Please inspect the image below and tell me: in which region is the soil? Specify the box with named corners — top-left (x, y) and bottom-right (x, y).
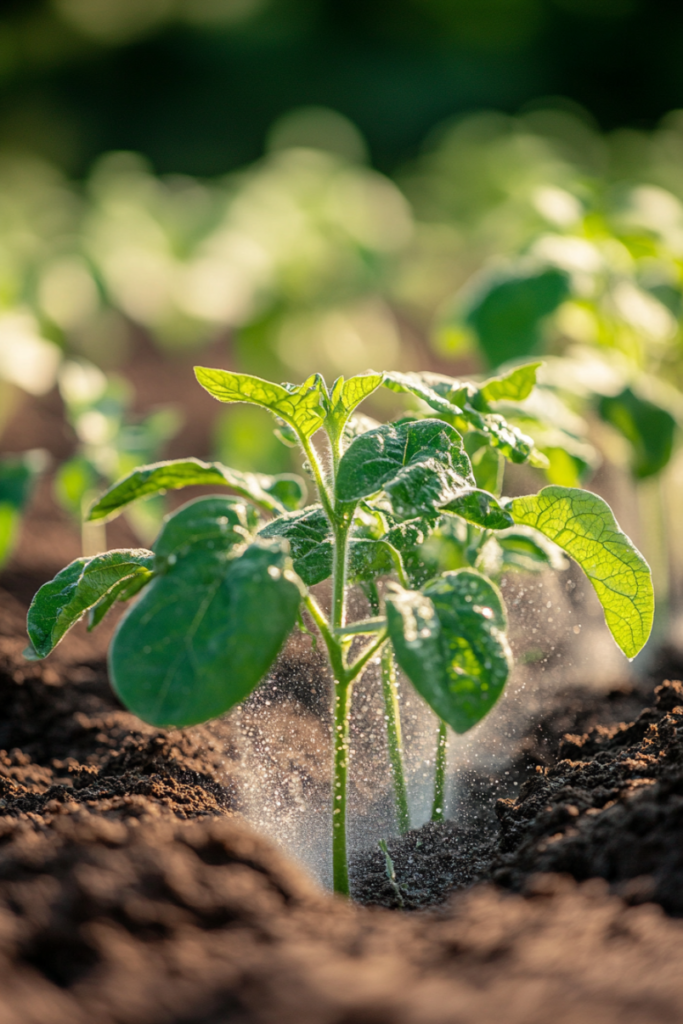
top-left (3, 353), bottom-right (683, 1022)
top-left (3, 578), bottom-right (683, 1024)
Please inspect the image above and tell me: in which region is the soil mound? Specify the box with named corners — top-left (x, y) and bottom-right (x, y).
top-left (491, 679), bottom-right (683, 913)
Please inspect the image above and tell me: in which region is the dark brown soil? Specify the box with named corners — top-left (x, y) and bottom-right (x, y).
top-left (3, 577), bottom-right (683, 1023)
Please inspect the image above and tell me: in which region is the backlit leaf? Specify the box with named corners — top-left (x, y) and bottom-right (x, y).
top-left (109, 538), bottom-right (301, 727)
top-left (325, 374), bottom-right (383, 446)
top-left (27, 549), bottom-right (155, 658)
top-left (88, 457), bottom-right (305, 521)
top-left (195, 367), bottom-right (326, 440)
top-left (479, 362), bottom-right (542, 403)
top-left (386, 570), bottom-right (511, 733)
top-left (508, 486), bottom-right (653, 658)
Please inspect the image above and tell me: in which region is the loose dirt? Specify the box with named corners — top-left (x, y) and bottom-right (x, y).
top-left (3, 577), bottom-right (683, 1024)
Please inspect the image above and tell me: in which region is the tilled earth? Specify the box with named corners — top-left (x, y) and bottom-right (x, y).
top-left (3, 584), bottom-right (683, 1024)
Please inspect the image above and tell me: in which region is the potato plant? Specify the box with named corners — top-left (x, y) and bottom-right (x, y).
top-left (25, 364), bottom-right (654, 895)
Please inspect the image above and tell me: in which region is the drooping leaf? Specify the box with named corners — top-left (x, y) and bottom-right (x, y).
top-left (461, 267), bottom-right (570, 367)
top-left (195, 367), bottom-right (326, 441)
top-left (441, 488), bottom-right (513, 530)
top-left (109, 538), bottom-right (301, 727)
top-left (88, 458), bottom-right (304, 521)
top-left (325, 374), bottom-right (384, 446)
top-left (508, 486), bottom-right (654, 658)
top-left (386, 569), bottom-right (511, 733)
top-left (26, 549), bottom-right (155, 658)
top-left (336, 419), bottom-right (475, 519)
top-left (598, 387), bottom-right (677, 479)
top-left (259, 506), bottom-right (332, 586)
top-left (479, 362), bottom-right (542, 404)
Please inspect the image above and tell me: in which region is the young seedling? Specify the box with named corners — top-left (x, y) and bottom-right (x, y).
top-left (25, 364), bottom-right (654, 896)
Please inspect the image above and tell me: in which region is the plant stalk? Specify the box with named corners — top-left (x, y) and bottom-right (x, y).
top-left (431, 719), bottom-right (448, 822)
top-left (331, 513), bottom-right (351, 894)
top-left (332, 680), bottom-right (351, 895)
top-left (381, 645), bottom-right (410, 834)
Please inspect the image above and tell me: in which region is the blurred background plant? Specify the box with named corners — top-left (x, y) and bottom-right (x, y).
top-left (1, 0), bottom-right (683, 651)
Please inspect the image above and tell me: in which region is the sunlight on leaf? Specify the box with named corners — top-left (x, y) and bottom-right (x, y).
top-left (509, 486), bottom-right (654, 659)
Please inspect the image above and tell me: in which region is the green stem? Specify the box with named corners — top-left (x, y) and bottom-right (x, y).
top-left (346, 629), bottom-right (387, 683)
top-left (332, 680), bottom-right (351, 895)
top-left (332, 518), bottom-right (351, 630)
top-left (381, 645), bottom-right (410, 835)
top-left (431, 719), bottom-right (448, 822)
top-left (300, 436), bottom-right (334, 523)
top-left (330, 510), bottom-right (351, 895)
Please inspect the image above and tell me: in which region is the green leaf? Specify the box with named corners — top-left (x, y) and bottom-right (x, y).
top-left (87, 571), bottom-right (154, 630)
top-left (336, 419), bottom-right (475, 519)
top-left (598, 387), bottom-right (677, 479)
top-left (382, 371), bottom-right (464, 418)
top-left (508, 486), bottom-right (654, 658)
top-left (462, 267), bottom-right (570, 367)
top-left (386, 569), bottom-right (511, 733)
top-left (440, 488), bottom-right (514, 530)
top-left (259, 506), bottom-right (332, 586)
top-left (109, 538), bottom-right (301, 727)
top-left (325, 374), bottom-right (384, 445)
top-left (26, 549), bottom-right (155, 658)
top-left (385, 372), bottom-right (538, 465)
top-left (153, 495), bottom-right (253, 568)
top-left (479, 362), bottom-right (542, 403)
top-left (88, 458), bottom-right (305, 521)
top-left (195, 367), bottom-right (326, 441)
